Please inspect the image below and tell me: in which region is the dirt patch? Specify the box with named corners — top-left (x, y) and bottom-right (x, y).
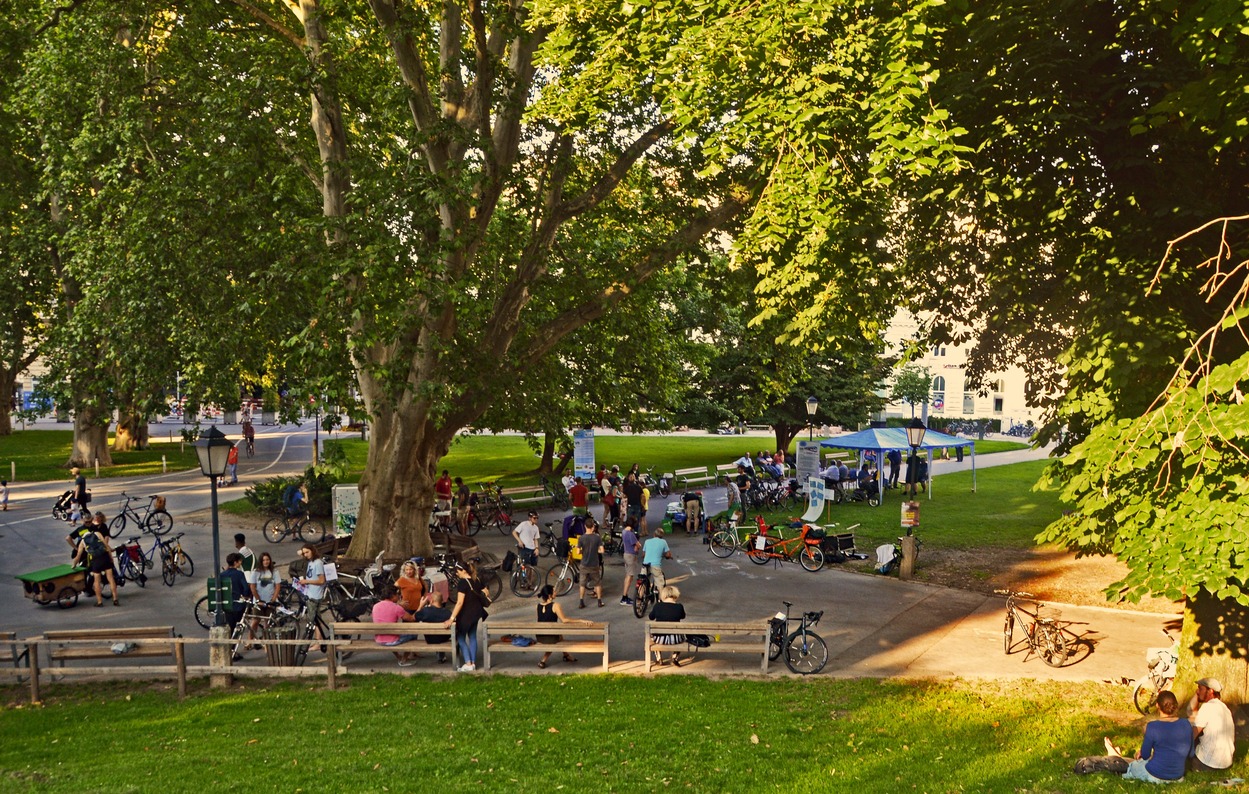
top-left (847, 545), bottom-right (1182, 615)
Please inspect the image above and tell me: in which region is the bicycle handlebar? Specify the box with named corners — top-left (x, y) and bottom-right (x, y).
top-left (994, 589), bottom-right (1035, 599)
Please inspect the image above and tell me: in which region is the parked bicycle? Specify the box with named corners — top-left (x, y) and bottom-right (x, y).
top-left (769, 601), bottom-right (829, 674)
top-left (744, 517), bottom-right (825, 572)
top-left (195, 582), bottom-right (304, 630)
top-left (262, 509), bottom-right (328, 544)
top-left (631, 564), bottom-right (661, 619)
top-left (433, 552), bottom-right (502, 604)
top-left (540, 476), bottom-right (571, 511)
top-left (544, 552), bottom-right (580, 598)
top-left (996, 589), bottom-right (1073, 667)
top-left (109, 493), bottom-right (173, 537)
top-left (228, 597), bottom-right (298, 660)
top-left (1132, 630), bottom-right (1179, 715)
top-left (708, 510), bottom-right (745, 558)
top-left (509, 550), bottom-right (541, 598)
top-left (116, 532), bottom-right (187, 587)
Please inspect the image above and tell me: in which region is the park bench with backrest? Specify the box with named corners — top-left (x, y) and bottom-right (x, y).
top-left (498, 485), bottom-right (548, 510)
top-left (327, 621), bottom-right (456, 669)
top-left (482, 620), bottom-right (609, 671)
top-left (714, 463), bottom-right (740, 485)
top-left (643, 620), bottom-right (770, 673)
top-left (674, 466), bottom-right (715, 490)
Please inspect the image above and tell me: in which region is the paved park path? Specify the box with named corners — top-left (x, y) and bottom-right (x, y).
top-left (1, 428), bottom-right (1176, 687)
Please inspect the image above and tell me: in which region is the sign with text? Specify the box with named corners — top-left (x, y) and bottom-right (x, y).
top-left (573, 429), bottom-right (596, 480)
top-left (796, 440), bottom-right (822, 487)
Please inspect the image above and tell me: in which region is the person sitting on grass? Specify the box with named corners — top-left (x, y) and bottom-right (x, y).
top-left (1188, 677), bottom-right (1235, 773)
top-left (1074, 690), bottom-right (1191, 781)
top-left (372, 584), bottom-right (420, 666)
top-left (535, 585), bottom-right (594, 669)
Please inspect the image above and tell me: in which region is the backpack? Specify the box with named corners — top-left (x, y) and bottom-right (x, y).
top-left (83, 532), bottom-right (106, 558)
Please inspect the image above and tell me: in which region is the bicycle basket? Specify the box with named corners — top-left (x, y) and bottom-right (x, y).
top-left (1036, 605), bottom-right (1062, 622)
top-left (154, 496), bottom-right (166, 511)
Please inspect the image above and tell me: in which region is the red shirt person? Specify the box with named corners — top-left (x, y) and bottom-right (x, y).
top-left (569, 476), bottom-right (590, 516)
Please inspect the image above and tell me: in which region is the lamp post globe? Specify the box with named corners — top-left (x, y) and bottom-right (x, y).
top-left (806, 396), bottom-right (819, 440)
top-left (905, 418), bottom-right (927, 496)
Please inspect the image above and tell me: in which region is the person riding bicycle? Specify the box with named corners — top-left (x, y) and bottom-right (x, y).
top-left (282, 483), bottom-right (306, 517)
top-left (242, 418), bottom-right (255, 450)
top-left (641, 527), bottom-right (672, 590)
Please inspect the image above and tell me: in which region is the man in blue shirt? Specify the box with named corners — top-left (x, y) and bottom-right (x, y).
top-left (641, 528), bottom-right (672, 589)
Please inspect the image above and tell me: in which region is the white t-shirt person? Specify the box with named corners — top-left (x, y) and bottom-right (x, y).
top-left (1192, 690), bottom-right (1235, 769)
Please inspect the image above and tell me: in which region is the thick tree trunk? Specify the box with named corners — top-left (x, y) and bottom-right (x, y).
top-left (774, 424), bottom-right (800, 453)
top-left (345, 403), bottom-right (453, 559)
top-left (1179, 591), bottom-right (1249, 708)
top-left (68, 402), bottom-right (113, 468)
top-left (113, 406), bottom-right (149, 451)
top-left (537, 432), bottom-right (556, 475)
top-left (0, 369), bottom-right (14, 436)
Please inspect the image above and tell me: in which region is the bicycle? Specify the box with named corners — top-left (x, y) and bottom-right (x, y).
top-left (768, 601), bottom-right (829, 674)
top-left (708, 510), bottom-right (745, 558)
top-left (244, 435), bottom-right (255, 457)
top-left (631, 564), bottom-right (661, 619)
top-left (117, 532), bottom-right (183, 587)
top-left (538, 522), bottom-right (563, 558)
top-left (291, 597), bottom-right (333, 667)
top-left (541, 476), bottom-right (571, 511)
top-left (509, 549), bottom-right (541, 597)
top-left (433, 553), bottom-right (503, 604)
top-left (996, 589), bottom-right (1073, 667)
top-left (196, 581), bottom-right (304, 630)
top-left (227, 597), bottom-right (298, 660)
top-left (744, 517), bottom-right (825, 572)
top-left (1132, 630), bottom-right (1179, 714)
top-left (544, 553), bottom-right (580, 598)
top-left (108, 493), bottom-right (173, 537)
top-left (164, 533), bottom-right (195, 584)
top-left (262, 509), bottom-right (328, 544)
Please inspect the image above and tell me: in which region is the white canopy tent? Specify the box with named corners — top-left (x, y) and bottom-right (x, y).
top-left (819, 427), bottom-right (976, 501)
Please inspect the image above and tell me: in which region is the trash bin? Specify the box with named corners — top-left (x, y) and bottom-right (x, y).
top-left (265, 624), bottom-right (296, 666)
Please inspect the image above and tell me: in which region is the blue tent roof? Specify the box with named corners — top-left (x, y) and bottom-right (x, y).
top-left (818, 427), bottom-right (973, 451)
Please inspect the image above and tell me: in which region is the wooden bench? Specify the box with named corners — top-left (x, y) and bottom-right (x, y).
top-left (714, 463), bottom-right (740, 485)
top-left (482, 621), bottom-right (609, 671)
top-left (41, 626), bottom-right (178, 667)
top-left (499, 485), bottom-right (548, 510)
top-left (327, 621), bottom-right (456, 669)
top-left (643, 620), bottom-right (771, 673)
top-left (674, 466), bottom-right (714, 490)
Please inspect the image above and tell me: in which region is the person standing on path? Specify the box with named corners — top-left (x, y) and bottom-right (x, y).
top-left (577, 518), bottom-right (604, 609)
top-left (434, 470), bottom-right (453, 519)
top-left (443, 561), bottom-right (489, 672)
top-left (568, 476), bottom-right (589, 517)
top-left (70, 467), bottom-right (89, 523)
top-left (512, 511), bottom-right (542, 568)
top-left (225, 443), bottom-right (240, 485)
top-left (72, 523), bottom-right (120, 607)
top-left (622, 473), bottom-right (644, 528)
top-left (619, 517), bottom-right (641, 606)
top-left (234, 533), bottom-right (258, 599)
top-left (454, 477), bottom-right (471, 536)
top-left (1, 479), bottom-right (7, 511)
top-left (886, 449), bottom-right (902, 489)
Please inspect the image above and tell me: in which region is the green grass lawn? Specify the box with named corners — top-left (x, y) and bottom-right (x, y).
top-left (750, 459), bottom-right (1063, 553)
top-left (324, 433), bottom-right (1030, 487)
top-left (1, 675), bottom-right (1239, 793)
top-left (0, 430), bottom-right (200, 482)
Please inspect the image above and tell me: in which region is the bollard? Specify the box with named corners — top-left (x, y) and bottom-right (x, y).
top-left (94, 458), bottom-right (99, 478)
top-left (209, 625), bottom-right (234, 688)
top-left (899, 533), bottom-right (917, 581)
top-left (10, 461), bottom-right (14, 481)
top-left (162, 455), bottom-right (167, 473)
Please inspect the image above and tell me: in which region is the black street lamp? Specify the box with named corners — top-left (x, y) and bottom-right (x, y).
top-left (905, 417), bottom-right (927, 496)
top-left (805, 395), bottom-right (819, 440)
top-left (194, 425), bottom-right (233, 626)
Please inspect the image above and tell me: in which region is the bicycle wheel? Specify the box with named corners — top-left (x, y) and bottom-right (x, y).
top-left (480, 570), bottom-right (502, 602)
top-left (262, 517), bottom-right (288, 543)
top-left (784, 629), bottom-right (828, 674)
top-left (1003, 612), bottom-right (1015, 655)
top-left (632, 578), bottom-right (649, 619)
top-left (709, 530), bottom-right (737, 558)
top-left (546, 563), bottom-right (576, 597)
top-left (746, 544), bottom-right (770, 565)
top-left (161, 553), bottom-right (176, 587)
top-left (1038, 624), bottom-right (1070, 668)
top-left (466, 512), bottom-right (482, 536)
top-left (279, 583), bottom-right (306, 612)
top-left (297, 519), bottom-right (328, 544)
top-left (511, 564), bottom-right (539, 598)
top-left (174, 549), bottom-right (195, 577)
top-left (538, 531), bottom-right (556, 558)
top-left (799, 545), bottom-right (825, 572)
top-left (1132, 677), bottom-right (1162, 715)
top-left (868, 491), bottom-right (881, 507)
top-left (768, 624), bottom-right (784, 661)
top-left (109, 514), bottom-right (128, 536)
top-left (145, 510), bottom-right (173, 536)
top-left (194, 595), bottom-right (212, 630)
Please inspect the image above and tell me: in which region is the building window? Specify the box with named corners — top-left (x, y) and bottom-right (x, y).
top-left (963, 395), bottom-right (975, 414)
top-left (932, 346), bottom-right (946, 357)
top-left (993, 396), bottom-right (1004, 413)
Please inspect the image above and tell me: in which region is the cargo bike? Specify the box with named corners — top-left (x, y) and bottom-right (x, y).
top-left (16, 563), bottom-right (90, 609)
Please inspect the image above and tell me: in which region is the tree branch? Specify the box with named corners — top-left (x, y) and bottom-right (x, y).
top-left (34, 0), bottom-right (88, 37)
top-left (367, 0), bottom-right (449, 175)
top-left (558, 118), bottom-right (676, 220)
top-left (227, 0), bottom-right (306, 49)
